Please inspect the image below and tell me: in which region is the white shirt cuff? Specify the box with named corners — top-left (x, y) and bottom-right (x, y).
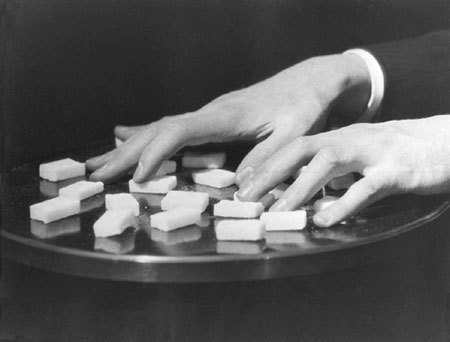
top-left (343, 49), bottom-right (385, 122)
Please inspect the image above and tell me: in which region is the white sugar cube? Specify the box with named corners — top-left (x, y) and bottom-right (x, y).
top-left (105, 193), bottom-right (140, 216)
top-left (150, 226), bottom-right (201, 245)
top-left (327, 173), bottom-right (355, 190)
top-left (314, 195), bottom-right (339, 213)
top-left (129, 175), bottom-right (177, 194)
top-left (155, 160), bottom-right (177, 176)
top-left (59, 181), bottom-right (104, 201)
top-left (30, 216), bottom-right (81, 239)
top-left (214, 200), bottom-right (264, 218)
top-left (192, 169), bottom-right (235, 188)
top-left (30, 197), bottom-right (81, 224)
top-left (214, 219), bottom-right (266, 241)
top-left (150, 207), bottom-right (201, 232)
top-left (115, 137), bottom-right (123, 147)
top-left (182, 151), bottom-right (226, 169)
top-left (216, 241), bottom-right (266, 255)
top-left (39, 158), bottom-right (85, 182)
top-left (40, 177), bottom-right (84, 197)
top-left (94, 232), bottom-right (136, 254)
top-left (260, 210), bottom-right (307, 231)
top-left (161, 190), bottom-right (209, 212)
top-left (269, 183), bottom-right (289, 200)
top-left (93, 209), bottom-right (136, 237)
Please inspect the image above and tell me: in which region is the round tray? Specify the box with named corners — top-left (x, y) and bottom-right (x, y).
top-left (2, 143), bottom-right (449, 283)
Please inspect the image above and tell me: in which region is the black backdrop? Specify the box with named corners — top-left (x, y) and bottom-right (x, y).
top-left (1, 0), bottom-right (449, 171)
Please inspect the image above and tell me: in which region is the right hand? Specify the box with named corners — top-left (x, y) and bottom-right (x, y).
top-left (86, 54), bottom-right (370, 184)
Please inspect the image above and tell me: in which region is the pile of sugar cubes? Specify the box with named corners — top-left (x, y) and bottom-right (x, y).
top-left (30, 148), bottom-right (343, 246)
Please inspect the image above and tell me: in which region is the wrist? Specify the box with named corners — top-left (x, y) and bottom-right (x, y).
top-left (309, 54), bottom-right (372, 121)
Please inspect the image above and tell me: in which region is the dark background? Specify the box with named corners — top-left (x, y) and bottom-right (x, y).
top-left (1, 0), bottom-right (449, 171)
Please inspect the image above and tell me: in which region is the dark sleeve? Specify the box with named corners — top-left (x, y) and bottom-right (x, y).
top-left (364, 30), bottom-right (450, 122)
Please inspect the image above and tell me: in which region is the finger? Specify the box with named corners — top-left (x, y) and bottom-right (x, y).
top-left (86, 150), bottom-right (116, 171)
top-left (313, 175), bottom-right (390, 227)
top-left (235, 130), bottom-right (296, 186)
top-left (114, 125), bottom-right (147, 141)
top-left (89, 125), bottom-right (157, 182)
top-left (236, 136), bottom-right (322, 201)
top-left (133, 127), bottom-right (186, 182)
top-left (269, 148), bottom-right (348, 211)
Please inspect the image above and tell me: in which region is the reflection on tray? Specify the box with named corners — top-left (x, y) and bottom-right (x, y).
top-left (197, 213), bottom-right (212, 228)
top-left (80, 195), bottom-right (105, 214)
top-left (131, 193), bottom-right (165, 208)
top-left (265, 231), bottom-right (307, 245)
top-left (39, 176), bottom-right (86, 197)
top-left (150, 226), bottom-right (202, 245)
top-left (216, 241), bottom-right (266, 255)
top-left (193, 183), bottom-right (236, 200)
top-left (94, 230), bottom-right (136, 254)
top-left (311, 229), bottom-right (357, 242)
top-left (30, 216), bottom-right (81, 239)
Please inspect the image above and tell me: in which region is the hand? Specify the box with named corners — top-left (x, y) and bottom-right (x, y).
top-left (86, 54), bottom-right (370, 183)
top-left (236, 115), bottom-right (450, 227)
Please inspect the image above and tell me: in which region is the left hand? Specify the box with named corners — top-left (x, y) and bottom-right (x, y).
top-left (236, 115), bottom-right (450, 227)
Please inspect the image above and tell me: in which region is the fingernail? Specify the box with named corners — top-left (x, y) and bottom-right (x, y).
top-left (134, 162), bottom-right (144, 180)
top-left (237, 180), bottom-right (255, 199)
top-left (314, 213), bottom-right (332, 227)
top-left (236, 167), bottom-right (254, 185)
top-left (91, 164), bottom-right (108, 179)
top-left (269, 199), bottom-right (288, 212)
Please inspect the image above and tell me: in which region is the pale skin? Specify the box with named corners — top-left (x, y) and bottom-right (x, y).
top-left (87, 53), bottom-right (450, 226)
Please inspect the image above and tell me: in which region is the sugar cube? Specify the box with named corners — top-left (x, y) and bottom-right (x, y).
top-left (59, 180), bottom-right (104, 201)
top-left (93, 209), bottom-right (136, 237)
top-left (94, 231), bottom-right (136, 254)
top-left (39, 177), bottom-right (84, 197)
top-left (39, 158), bottom-right (85, 182)
top-left (327, 173), bottom-right (355, 190)
top-left (30, 216), bottom-right (81, 239)
top-left (216, 241), bottom-right (266, 255)
top-left (214, 219), bottom-right (266, 241)
top-left (182, 151), bottom-right (226, 169)
top-left (192, 169), bottom-right (235, 188)
top-left (150, 207), bottom-right (201, 232)
top-left (105, 193), bottom-right (140, 216)
top-left (161, 190), bottom-right (209, 212)
top-left (260, 210), bottom-right (307, 231)
top-left (155, 160), bottom-right (177, 176)
top-left (30, 197), bottom-right (81, 224)
top-left (129, 175), bottom-right (177, 194)
top-left (314, 195), bottom-right (339, 213)
top-left (269, 183), bottom-right (289, 200)
top-left (214, 200), bottom-right (264, 218)
top-left (150, 226), bottom-right (201, 245)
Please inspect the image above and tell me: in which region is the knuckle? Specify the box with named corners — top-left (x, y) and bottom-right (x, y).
top-left (316, 148), bottom-right (340, 167)
top-left (360, 179), bottom-right (381, 199)
top-left (158, 116), bottom-right (186, 134)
